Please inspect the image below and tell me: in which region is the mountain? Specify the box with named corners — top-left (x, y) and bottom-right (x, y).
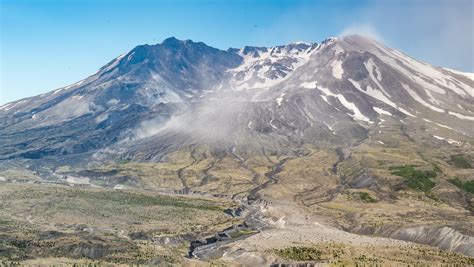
top-left (1, 35), bottom-right (473, 265)
top-left (1, 35), bottom-right (472, 162)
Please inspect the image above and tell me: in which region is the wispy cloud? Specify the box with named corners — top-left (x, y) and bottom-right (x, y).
top-left (340, 0), bottom-right (473, 71)
top-left (339, 23), bottom-right (384, 43)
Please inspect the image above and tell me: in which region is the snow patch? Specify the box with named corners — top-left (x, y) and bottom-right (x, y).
top-left (365, 58), bottom-right (382, 81)
top-left (443, 68), bottom-right (474, 81)
top-left (338, 96), bottom-right (372, 123)
top-left (301, 81), bottom-right (317, 89)
top-left (276, 93), bottom-right (286, 106)
top-left (324, 122), bottom-right (335, 133)
top-left (349, 77), bottom-right (415, 117)
top-left (107, 99), bottom-right (120, 106)
top-left (229, 43), bottom-right (315, 90)
top-left (371, 41), bottom-right (472, 96)
top-left (448, 111), bottom-right (474, 121)
top-left (447, 139), bottom-right (461, 145)
top-left (435, 123), bottom-right (454, 131)
top-left (348, 79), bottom-right (396, 108)
top-left (0, 103), bottom-right (13, 111)
top-left (320, 94), bottom-right (329, 103)
top-left (114, 184), bottom-right (126, 190)
top-left (64, 80), bottom-right (84, 90)
top-left (425, 90), bottom-right (440, 105)
top-left (52, 89), bottom-right (63, 95)
top-left (95, 113), bottom-right (109, 123)
top-left (269, 119), bottom-right (278, 129)
top-left (0, 100), bottom-right (26, 111)
top-left (318, 86), bottom-right (372, 123)
top-left (401, 83), bottom-right (444, 113)
top-left (398, 108), bottom-right (416, 117)
top-left (373, 107), bottom-right (392, 116)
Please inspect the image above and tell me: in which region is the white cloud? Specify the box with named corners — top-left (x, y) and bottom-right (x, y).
top-left (339, 23), bottom-right (384, 42)
top-left (339, 0), bottom-right (473, 72)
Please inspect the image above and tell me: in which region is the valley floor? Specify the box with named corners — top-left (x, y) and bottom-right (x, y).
top-left (1, 181), bottom-right (472, 266)
top-left (1, 139), bottom-right (473, 265)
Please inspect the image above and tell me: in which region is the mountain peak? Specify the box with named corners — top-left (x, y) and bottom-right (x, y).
top-left (161, 36), bottom-right (182, 44)
top-left (160, 36), bottom-right (199, 48)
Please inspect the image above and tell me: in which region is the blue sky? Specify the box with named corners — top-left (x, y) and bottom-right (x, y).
top-left (1, 0), bottom-right (473, 104)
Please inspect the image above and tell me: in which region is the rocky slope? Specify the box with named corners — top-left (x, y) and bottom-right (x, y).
top-left (0, 35), bottom-right (472, 162)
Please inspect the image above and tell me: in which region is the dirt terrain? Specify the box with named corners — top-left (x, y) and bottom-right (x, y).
top-left (1, 136), bottom-right (473, 265)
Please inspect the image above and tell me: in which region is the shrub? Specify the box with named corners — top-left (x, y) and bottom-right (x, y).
top-left (389, 165), bottom-right (436, 192)
top-left (432, 163), bottom-right (442, 173)
top-left (229, 229), bottom-right (257, 238)
top-left (448, 154), bottom-right (472, 169)
top-left (274, 246), bottom-right (322, 261)
top-left (449, 177), bottom-right (474, 194)
top-left (355, 192), bottom-right (377, 203)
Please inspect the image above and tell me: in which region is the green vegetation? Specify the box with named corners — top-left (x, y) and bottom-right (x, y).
top-left (6, 187), bottom-right (223, 212)
top-left (61, 190), bottom-right (223, 211)
top-left (355, 254), bottom-right (381, 264)
top-left (1, 184), bottom-right (234, 243)
top-left (0, 220), bottom-right (11, 225)
top-left (115, 158), bottom-right (132, 164)
top-left (228, 229), bottom-right (258, 238)
top-left (353, 192), bottom-right (377, 203)
top-left (432, 163), bottom-right (442, 173)
top-left (449, 177), bottom-right (474, 194)
top-left (389, 165), bottom-right (437, 192)
top-left (274, 246), bottom-right (322, 261)
top-left (0, 184), bottom-right (235, 264)
top-left (448, 154), bottom-right (472, 169)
